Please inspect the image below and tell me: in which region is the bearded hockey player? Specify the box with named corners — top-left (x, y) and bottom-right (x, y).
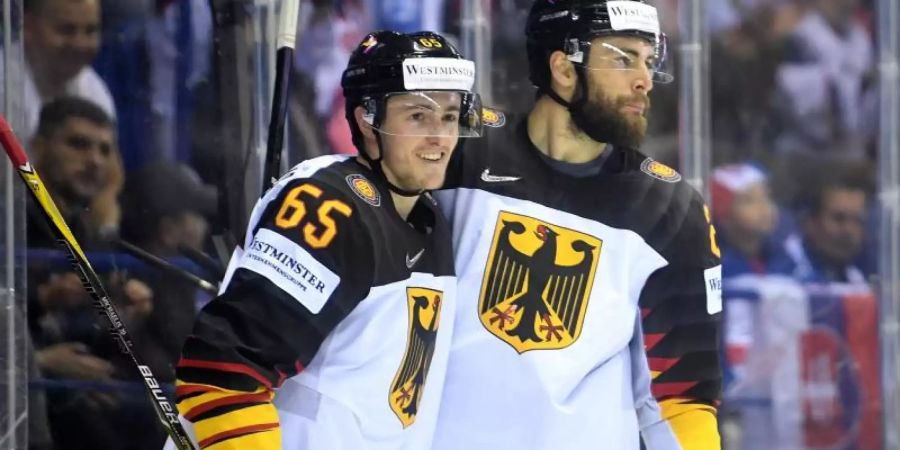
top-left (432, 1), bottom-right (723, 449)
top-left (167, 30), bottom-right (483, 450)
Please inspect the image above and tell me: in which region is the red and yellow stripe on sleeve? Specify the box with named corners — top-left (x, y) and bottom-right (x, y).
top-left (175, 356), bottom-right (285, 450)
top-left (642, 307), bottom-right (721, 449)
top-left (176, 381), bottom-right (280, 449)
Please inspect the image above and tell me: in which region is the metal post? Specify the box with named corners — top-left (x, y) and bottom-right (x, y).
top-left (3, 0), bottom-right (15, 444)
top-left (677, 0), bottom-right (710, 199)
top-left (1, 0), bottom-right (26, 447)
top-left (461, 0), bottom-right (492, 105)
top-left (207, 0), bottom-right (257, 254)
top-left (878, 0), bottom-right (900, 448)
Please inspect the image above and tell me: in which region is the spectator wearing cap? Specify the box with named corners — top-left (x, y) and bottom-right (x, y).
top-left (713, 162), bottom-right (793, 414)
top-left (121, 161), bottom-right (216, 258)
top-left (711, 163), bottom-right (791, 278)
top-left (119, 161), bottom-right (217, 383)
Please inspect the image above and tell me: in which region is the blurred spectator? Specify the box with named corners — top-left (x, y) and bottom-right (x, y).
top-left (709, 1), bottom-right (810, 161)
top-left (119, 161), bottom-right (216, 382)
top-left (711, 163), bottom-right (791, 278)
top-left (21, 0), bottom-right (116, 141)
top-left (781, 159), bottom-right (873, 284)
top-left (370, 0), bottom-right (445, 32)
top-left (99, 0), bottom-right (154, 32)
top-left (296, 0), bottom-right (369, 121)
top-left (770, 0), bottom-right (876, 157)
top-left (121, 161), bottom-right (215, 257)
top-left (286, 0), bottom-right (336, 161)
top-left (708, 0), bottom-right (806, 35)
top-left (95, 0), bottom-right (213, 170)
top-left (720, 159), bottom-right (880, 450)
top-left (29, 97), bottom-right (122, 242)
top-left (293, 0), bottom-right (371, 157)
top-left (713, 162), bottom-right (790, 415)
top-left (27, 97), bottom-right (157, 450)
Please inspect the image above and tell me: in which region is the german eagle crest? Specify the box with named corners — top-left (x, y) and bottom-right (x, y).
top-left (479, 212), bottom-right (601, 352)
top-left (389, 287), bottom-right (443, 427)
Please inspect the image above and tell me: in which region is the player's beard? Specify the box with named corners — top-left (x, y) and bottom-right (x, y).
top-left (569, 82), bottom-right (649, 149)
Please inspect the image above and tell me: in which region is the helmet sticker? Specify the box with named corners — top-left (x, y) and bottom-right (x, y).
top-left (361, 35), bottom-right (378, 54)
top-left (606, 1), bottom-right (660, 35)
top-left (402, 58), bottom-right (476, 91)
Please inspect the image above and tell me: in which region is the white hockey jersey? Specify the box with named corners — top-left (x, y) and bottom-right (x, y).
top-left (431, 117), bottom-right (723, 450)
top-left (169, 155), bottom-right (456, 450)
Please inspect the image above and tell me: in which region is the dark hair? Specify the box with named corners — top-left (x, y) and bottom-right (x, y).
top-left (24, 0), bottom-right (51, 15)
top-left (36, 96), bottom-right (113, 138)
top-left (799, 158), bottom-right (873, 216)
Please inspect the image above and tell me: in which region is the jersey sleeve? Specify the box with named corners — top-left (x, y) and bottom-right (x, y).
top-left (174, 178), bottom-right (373, 449)
top-left (637, 188), bottom-right (723, 450)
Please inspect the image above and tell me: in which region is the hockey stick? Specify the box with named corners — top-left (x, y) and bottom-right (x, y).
top-left (0, 115), bottom-right (197, 450)
top-left (261, 0), bottom-right (301, 193)
top-left (116, 238), bottom-right (220, 295)
top-left (177, 244), bottom-right (226, 280)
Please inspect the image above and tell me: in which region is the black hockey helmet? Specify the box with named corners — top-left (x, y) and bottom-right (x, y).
top-left (525, 0), bottom-right (672, 91)
top-left (342, 30), bottom-right (482, 196)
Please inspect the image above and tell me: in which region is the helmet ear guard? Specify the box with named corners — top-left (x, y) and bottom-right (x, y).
top-left (362, 98), bottom-right (376, 126)
top-left (564, 38), bottom-right (585, 64)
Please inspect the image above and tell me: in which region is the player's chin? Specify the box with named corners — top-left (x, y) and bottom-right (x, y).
top-left (422, 176), bottom-right (446, 191)
top-left (414, 169), bottom-right (447, 191)
top-left (621, 112), bottom-right (647, 126)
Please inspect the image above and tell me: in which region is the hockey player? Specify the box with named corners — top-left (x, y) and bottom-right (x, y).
top-left (168, 31), bottom-right (482, 450)
top-left (432, 1), bottom-right (722, 449)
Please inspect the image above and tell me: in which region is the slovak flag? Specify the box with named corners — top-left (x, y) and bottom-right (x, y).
top-left (723, 275), bottom-right (881, 450)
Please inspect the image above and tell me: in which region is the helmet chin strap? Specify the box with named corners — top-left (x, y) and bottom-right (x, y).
top-left (543, 87), bottom-right (573, 109)
top-left (361, 131), bottom-right (423, 198)
top-left (541, 65), bottom-right (589, 113)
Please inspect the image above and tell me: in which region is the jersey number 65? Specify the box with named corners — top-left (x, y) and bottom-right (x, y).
top-left (275, 183), bottom-right (353, 249)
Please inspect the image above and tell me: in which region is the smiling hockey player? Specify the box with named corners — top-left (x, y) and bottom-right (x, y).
top-left (169, 30), bottom-right (482, 450)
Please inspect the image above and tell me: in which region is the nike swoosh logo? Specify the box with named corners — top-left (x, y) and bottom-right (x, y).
top-left (406, 248), bottom-right (425, 269)
top-left (481, 169), bottom-right (521, 183)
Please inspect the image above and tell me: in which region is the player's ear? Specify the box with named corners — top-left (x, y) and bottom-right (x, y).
top-left (548, 50), bottom-right (577, 96)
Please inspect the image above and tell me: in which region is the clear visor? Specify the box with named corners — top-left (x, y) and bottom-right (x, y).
top-left (571, 37), bottom-right (673, 84)
top-left (372, 91), bottom-right (483, 138)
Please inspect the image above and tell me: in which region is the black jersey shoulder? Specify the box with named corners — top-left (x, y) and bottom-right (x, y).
top-left (449, 116), bottom-right (715, 267)
top-left (278, 157), bottom-right (456, 282)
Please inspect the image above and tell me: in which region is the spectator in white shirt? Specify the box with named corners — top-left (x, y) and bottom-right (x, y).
top-left (21, 0), bottom-right (116, 140)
